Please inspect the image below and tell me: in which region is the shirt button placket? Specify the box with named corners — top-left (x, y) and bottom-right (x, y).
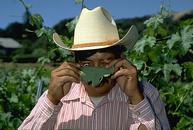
top-left (133, 111), bottom-right (140, 122)
top-left (91, 109), bottom-right (97, 129)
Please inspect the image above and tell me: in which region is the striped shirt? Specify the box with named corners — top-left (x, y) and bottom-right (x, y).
top-left (18, 81), bottom-right (170, 130)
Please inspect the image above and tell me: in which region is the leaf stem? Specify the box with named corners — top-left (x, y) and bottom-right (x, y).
top-left (174, 89), bottom-right (189, 113)
top-left (149, 74), bottom-right (158, 83)
top-left (18, 0), bottom-right (30, 13)
top-left (156, 35), bottom-right (171, 42)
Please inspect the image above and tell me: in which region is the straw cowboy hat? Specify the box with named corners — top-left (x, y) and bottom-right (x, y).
top-left (53, 6), bottom-right (139, 51)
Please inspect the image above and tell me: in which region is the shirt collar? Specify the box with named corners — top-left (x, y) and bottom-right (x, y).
top-left (61, 82), bottom-right (85, 102)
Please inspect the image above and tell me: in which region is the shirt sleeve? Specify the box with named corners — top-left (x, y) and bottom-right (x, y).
top-left (141, 80), bottom-right (171, 130)
top-left (18, 90), bottom-right (62, 130)
top-left (128, 97), bottom-right (160, 130)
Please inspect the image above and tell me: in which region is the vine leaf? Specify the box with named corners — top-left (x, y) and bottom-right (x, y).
top-left (183, 62), bottom-right (193, 79)
top-left (29, 14), bottom-right (44, 29)
top-left (134, 35), bottom-right (156, 53)
top-left (66, 16), bottom-right (79, 33)
top-left (166, 32), bottom-right (181, 49)
top-left (163, 63), bottom-right (182, 81)
top-left (180, 26), bottom-right (193, 54)
top-left (80, 66), bottom-right (114, 86)
top-left (144, 14), bottom-right (164, 29)
top-left (35, 27), bottom-right (55, 42)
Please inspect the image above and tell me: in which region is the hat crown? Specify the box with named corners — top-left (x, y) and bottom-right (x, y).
top-left (74, 7), bottom-right (120, 46)
top-left (53, 6), bottom-right (139, 51)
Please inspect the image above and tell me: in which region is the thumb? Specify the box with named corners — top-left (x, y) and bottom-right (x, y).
top-left (62, 82), bottom-right (72, 96)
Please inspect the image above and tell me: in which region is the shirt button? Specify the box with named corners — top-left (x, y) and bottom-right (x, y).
top-left (132, 111), bottom-right (140, 118)
top-left (81, 98), bottom-right (86, 103)
top-left (134, 111), bottom-right (140, 116)
top-left (133, 114), bottom-right (138, 118)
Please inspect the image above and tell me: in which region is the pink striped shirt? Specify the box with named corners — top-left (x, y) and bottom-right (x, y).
top-left (18, 81), bottom-right (170, 130)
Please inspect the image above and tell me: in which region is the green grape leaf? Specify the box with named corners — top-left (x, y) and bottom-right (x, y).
top-left (166, 32), bottom-right (181, 49)
top-left (134, 35), bottom-right (156, 53)
top-left (180, 18), bottom-right (193, 27)
top-left (29, 13), bottom-right (44, 29)
top-left (35, 28), bottom-right (44, 37)
top-left (80, 66), bottom-right (114, 86)
top-left (147, 45), bottom-right (162, 63)
top-left (58, 48), bottom-right (75, 62)
top-left (144, 14), bottom-right (164, 29)
top-left (35, 27), bottom-right (55, 42)
top-left (37, 57), bottom-right (51, 64)
top-left (151, 63), bottom-right (162, 73)
top-left (9, 94), bottom-right (18, 103)
top-left (157, 25), bottom-right (168, 37)
top-left (60, 35), bottom-right (73, 47)
top-left (163, 63), bottom-right (182, 81)
top-left (183, 62), bottom-right (193, 79)
top-left (132, 59), bottom-right (145, 70)
top-left (66, 16), bottom-right (79, 33)
top-left (180, 26), bottom-right (193, 54)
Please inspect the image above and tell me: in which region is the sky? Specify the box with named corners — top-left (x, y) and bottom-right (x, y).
top-left (1, 0), bottom-right (193, 29)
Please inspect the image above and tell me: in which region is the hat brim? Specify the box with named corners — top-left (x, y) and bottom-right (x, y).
top-left (53, 25), bottom-right (139, 51)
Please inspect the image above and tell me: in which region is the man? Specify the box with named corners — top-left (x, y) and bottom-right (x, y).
top-left (18, 7), bottom-right (170, 130)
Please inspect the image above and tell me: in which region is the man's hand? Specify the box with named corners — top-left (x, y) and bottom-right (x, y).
top-left (47, 62), bottom-right (80, 105)
top-left (109, 58), bottom-right (144, 105)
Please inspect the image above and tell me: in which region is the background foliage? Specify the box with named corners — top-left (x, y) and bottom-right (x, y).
top-left (0, 0), bottom-right (193, 129)
top-left (127, 7), bottom-right (193, 129)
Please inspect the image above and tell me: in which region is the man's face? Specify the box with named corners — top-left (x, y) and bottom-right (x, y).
top-left (79, 51), bottom-right (116, 97)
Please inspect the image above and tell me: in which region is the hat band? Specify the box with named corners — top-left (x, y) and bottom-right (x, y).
top-left (72, 39), bottom-right (118, 48)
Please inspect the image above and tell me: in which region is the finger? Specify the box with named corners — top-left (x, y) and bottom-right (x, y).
top-left (114, 59), bottom-right (135, 72)
top-left (107, 58), bottom-right (123, 68)
top-left (62, 82), bottom-right (72, 95)
top-left (55, 63), bottom-right (80, 73)
top-left (107, 59), bottom-right (122, 72)
top-left (62, 62), bottom-right (80, 69)
top-left (55, 68), bottom-right (80, 79)
top-left (55, 67), bottom-right (80, 78)
top-left (56, 71), bottom-right (80, 81)
top-left (58, 76), bottom-right (79, 84)
top-left (111, 69), bottom-right (136, 79)
top-left (56, 62), bottom-right (80, 71)
top-left (108, 59), bottom-right (126, 72)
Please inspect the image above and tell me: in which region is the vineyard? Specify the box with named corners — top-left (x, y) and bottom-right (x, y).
top-left (0, 1), bottom-right (193, 129)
